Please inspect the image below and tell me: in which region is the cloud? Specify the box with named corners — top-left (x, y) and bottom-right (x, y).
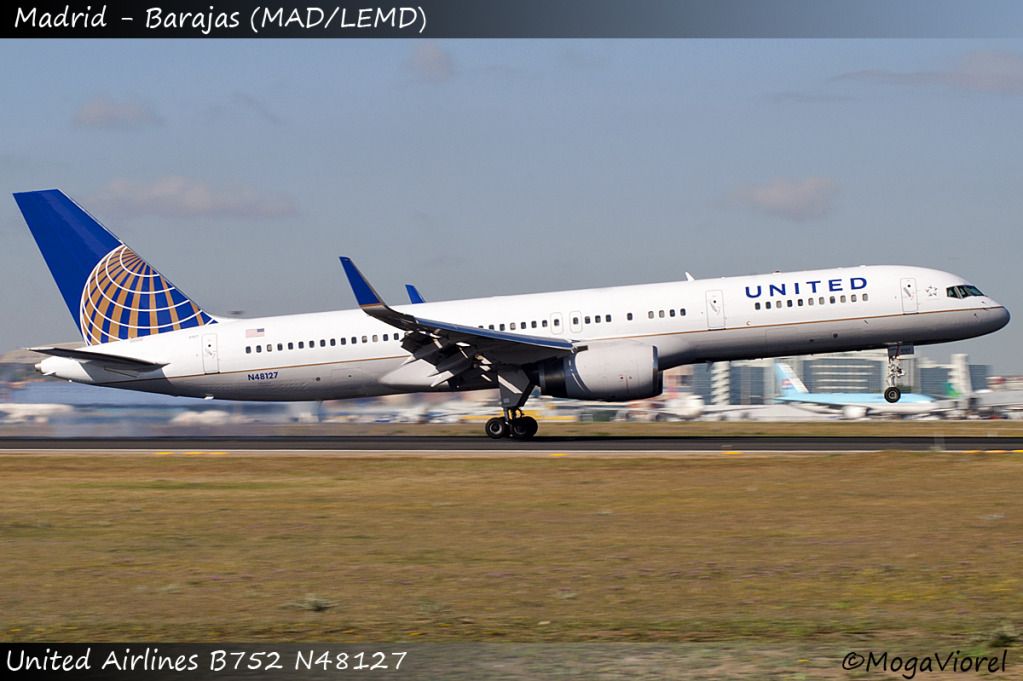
top-left (73, 95), bottom-right (163, 130)
top-left (734, 177), bottom-right (838, 222)
top-left (206, 92), bottom-right (283, 126)
top-left (407, 42), bottom-right (454, 83)
top-left (834, 51), bottom-right (1023, 95)
top-left (766, 91), bottom-right (853, 104)
top-left (90, 177), bottom-right (297, 220)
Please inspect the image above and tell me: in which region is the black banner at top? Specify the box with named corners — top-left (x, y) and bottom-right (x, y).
top-left (4, 0), bottom-right (1023, 39)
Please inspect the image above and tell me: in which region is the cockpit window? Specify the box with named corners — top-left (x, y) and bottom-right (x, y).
top-left (947, 285), bottom-right (984, 299)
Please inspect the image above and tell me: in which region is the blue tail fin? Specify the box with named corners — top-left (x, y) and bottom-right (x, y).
top-left (774, 362), bottom-right (808, 396)
top-left (13, 189), bottom-right (215, 346)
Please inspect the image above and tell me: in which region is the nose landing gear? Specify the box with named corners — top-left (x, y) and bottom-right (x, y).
top-left (884, 344), bottom-right (908, 403)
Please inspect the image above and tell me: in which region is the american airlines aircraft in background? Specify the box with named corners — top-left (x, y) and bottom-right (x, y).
top-left (13, 189), bottom-right (1011, 439)
top-left (773, 362), bottom-right (940, 418)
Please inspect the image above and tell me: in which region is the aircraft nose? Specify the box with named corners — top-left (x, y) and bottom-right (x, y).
top-left (988, 305), bottom-right (1010, 331)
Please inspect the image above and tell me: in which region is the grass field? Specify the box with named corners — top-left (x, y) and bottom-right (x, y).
top-left (2, 449), bottom-right (1022, 675)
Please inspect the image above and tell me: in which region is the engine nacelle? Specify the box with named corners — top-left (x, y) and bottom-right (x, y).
top-left (535, 342), bottom-right (662, 401)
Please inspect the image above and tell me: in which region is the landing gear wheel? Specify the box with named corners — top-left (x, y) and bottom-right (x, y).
top-left (510, 416), bottom-right (539, 440)
top-left (884, 386), bottom-right (902, 403)
top-left (485, 417), bottom-right (510, 439)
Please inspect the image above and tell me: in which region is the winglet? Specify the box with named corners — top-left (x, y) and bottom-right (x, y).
top-left (405, 284), bottom-right (426, 304)
top-left (339, 256), bottom-right (387, 308)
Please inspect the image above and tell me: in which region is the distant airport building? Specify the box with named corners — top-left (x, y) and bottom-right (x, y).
top-left (681, 351), bottom-right (989, 405)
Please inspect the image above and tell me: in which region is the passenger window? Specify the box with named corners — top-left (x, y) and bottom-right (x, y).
top-left (572, 317), bottom-right (579, 325)
top-left (798, 299), bottom-right (804, 307)
top-left (808, 298), bottom-right (814, 306)
top-left (787, 300), bottom-right (793, 308)
top-left (288, 342), bottom-right (294, 350)
top-left (521, 321), bottom-right (527, 328)
top-left (298, 341), bottom-right (304, 349)
top-left (246, 346), bottom-right (251, 354)
top-left (680, 309), bottom-right (686, 316)
top-left (531, 321), bottom-right (537, 329)
top-left (266, 344), bottom-right (272, 352)
top-left (340, 338), bottom-right (346, 345)
top-left (850, 294), bottom-right (857, 302)
top-left (256, 345), bottom-right (262, 353)
top-left (320, 339), bottom-right (326, 347)
top-left (362, 336), bottom-right (368, 343)
top-left (863, 293), bottom-right (869, 302)
top-left (278, 343), bottom-right (283, 351)
top-left (371, 335), bottom-right (377, 342)
top-left (840, 295), bottom-right (846, 303)
top-left (829, 296), bottom-right (836, 304)
top-left (542, 320), bottom-right (548, 327)
top-left (669, 309), bottom-right (676, 317)
top-left (766, 301), bottom-right (772, 309)
top-left (510, 323), bottom-right (517, 330)
top-left (606, 315), bottom-right (612, 322)
top-left (819, 297), bottom-right (825, 305)
top-left (648, 311), bottom-right (654, 319)
top-left (659, 310), bottom-right (665, 318)
top-left (554, 319), bottom-right (560, 327)
top-left (489, 324), bottom-right (495, 330)
top-left (499, 323), bottom-right (505, 331)
top-left (755, 302), bottom-right (761, 310)
top-left (351, 337), bottom-right (357, 344)
top-left (594, 316), bottom-right (601, 324)
top-left (584, 316), bottom-right (590, 324)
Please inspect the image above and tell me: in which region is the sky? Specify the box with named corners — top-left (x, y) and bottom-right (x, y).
top-left (1, 39), bottom-right (1022, 371)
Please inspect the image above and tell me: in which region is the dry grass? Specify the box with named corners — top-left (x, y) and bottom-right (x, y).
top-left (1, 450), bottom-right (1022, 650)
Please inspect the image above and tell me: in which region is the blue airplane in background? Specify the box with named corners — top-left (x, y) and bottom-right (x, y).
top-left (774, 362), bottom-right (939, 417)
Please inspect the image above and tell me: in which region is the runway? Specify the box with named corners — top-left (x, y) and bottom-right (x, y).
top-left (2, 435), bottom-right (1023, 453)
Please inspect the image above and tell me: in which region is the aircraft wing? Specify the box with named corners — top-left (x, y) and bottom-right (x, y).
top-left (30, 346), bottom-right (167, 370)
top-left (340, 257), bottom-right (576, 379)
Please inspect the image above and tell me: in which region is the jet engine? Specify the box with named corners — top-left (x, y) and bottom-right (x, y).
top-left (534, 342), bottom-right (662, 401)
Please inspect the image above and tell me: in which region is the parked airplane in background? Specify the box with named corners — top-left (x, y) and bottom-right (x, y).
top-left (773, 362), bottom-right (938, 418)
top-left (14, 189), bottom-right (1011, 438)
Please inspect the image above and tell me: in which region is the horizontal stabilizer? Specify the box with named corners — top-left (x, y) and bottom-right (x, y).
top-left (30, 346), bottom-right (166, 370)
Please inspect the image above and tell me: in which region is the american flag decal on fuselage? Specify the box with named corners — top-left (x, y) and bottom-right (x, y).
top-left (79, 244), bottom-right (214, 346)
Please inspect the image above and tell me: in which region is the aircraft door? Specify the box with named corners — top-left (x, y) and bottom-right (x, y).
top-left (900, 277), bottom-right (918, 313)
top-left (201, 334), bottom-right (220, 374)
top-left (706, 290), bottom-right (725, 329)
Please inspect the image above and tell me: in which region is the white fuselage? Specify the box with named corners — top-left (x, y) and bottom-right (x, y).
top-left (38, 265), bottom-right (1010, 402)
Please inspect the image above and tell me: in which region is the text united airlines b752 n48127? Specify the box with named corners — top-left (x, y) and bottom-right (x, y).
top-left (13, 189), bottom-right (1011, 439)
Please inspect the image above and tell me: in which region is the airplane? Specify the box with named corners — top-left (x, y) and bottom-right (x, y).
top-left (12, 189), bottom-right (1011, 439)
top-left (773, 362), bottom-right (939, 418)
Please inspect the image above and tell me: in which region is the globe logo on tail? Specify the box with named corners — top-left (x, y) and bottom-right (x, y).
top-left (79, 245), bottom-right (213, 345)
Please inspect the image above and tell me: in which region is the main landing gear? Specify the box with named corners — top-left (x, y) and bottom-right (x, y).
top-left (884, 344), bottom-right (906, 403)
top-left (486, 409), bottom-right (539, 440)
top-left (484, 367), bottom-right (540, 439)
